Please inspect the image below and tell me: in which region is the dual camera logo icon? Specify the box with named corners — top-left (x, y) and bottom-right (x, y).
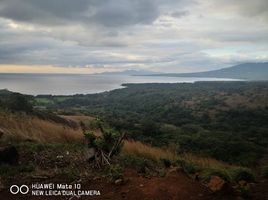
top-left (10, 185), bottom-right (29, 195)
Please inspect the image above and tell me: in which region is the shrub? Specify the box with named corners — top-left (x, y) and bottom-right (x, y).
top-left (175, 159), bottom-right (198, 174)
top-left (201, 168), bottom-right (231, 182)
top-left (84, 123), bottom-right (124, 157)
top-left (118, 154), bottom-right (155, 174)
top-left (230, 168), bottom-right (255, 182)
top-left (8, 94), bottom-right (33, 113)
top-left (160, 158), bottom-right (172, 168)
top-left (105, 164), bottom-right (123, 181)
top-left (84, 122), bottom-right (125, 167)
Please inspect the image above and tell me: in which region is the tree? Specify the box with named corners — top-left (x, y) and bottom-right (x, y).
top-left (8, 94), bottom-right (33, 113)
top-left (84, 121), bottom-right (125, 168)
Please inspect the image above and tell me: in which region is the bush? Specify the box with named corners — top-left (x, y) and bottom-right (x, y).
top-left (175, 159), bottom-right (198, 174)
top-left (160, 158), bottom-right (172, 168)
top-left (230, 168), bottom-right (255, 182)
top-left (105, 164), bottom-right (123, 181)
top-left (201, 168), bottom-right (231, 182)
top-left (8, 94), bottom-right (33, 113)
top-left (201, 167), bottom-right (255, 183)
top-left (118, 154), bottom-right (155, 174)
top-left (84, 122), bottom-right (124, 157)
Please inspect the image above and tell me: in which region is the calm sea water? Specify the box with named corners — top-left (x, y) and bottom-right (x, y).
top-left (0, 73), bottom-right (242, 95)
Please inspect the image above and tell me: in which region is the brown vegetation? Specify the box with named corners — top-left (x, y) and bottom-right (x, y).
top-left (123, 140), bottom-right (177, 161)
top-left (0, 111), bottom-right (83, 142)
top-left (123, 140), bottom-right (233, 169)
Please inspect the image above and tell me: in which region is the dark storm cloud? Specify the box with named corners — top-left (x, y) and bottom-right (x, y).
top-left (0, 0), bottom-right (162, 27)
top-left (0, 0), bottom-right (89, 25)
top-left (90, 0), bottom-right (159, 27)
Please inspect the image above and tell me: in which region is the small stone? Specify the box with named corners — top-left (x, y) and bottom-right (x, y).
top-left (56, 155), bottom-right (64, 159)
top-left (114, 179), bottom-right (124, 185)
top-left (139, 184), bottom-right (144, 187)
top-left (167, 167), bottom-right (182, 176)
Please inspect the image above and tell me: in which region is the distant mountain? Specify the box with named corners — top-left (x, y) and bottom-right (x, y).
top-left (95, 69), bottom-right (159, 76)
top-left (148, 62), bottom-right (268, 80)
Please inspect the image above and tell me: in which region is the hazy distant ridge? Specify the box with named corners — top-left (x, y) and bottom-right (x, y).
top-left (95, 69), bottom-right (159, 76)
top-left (148, 62), bottom-right (268, 80)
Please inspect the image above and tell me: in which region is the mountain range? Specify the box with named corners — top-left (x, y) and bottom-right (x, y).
top-left (94, 62), bottom-right (268, 80)
top-left (147, 62), bottom-right (268, 80)
top-left (94, 69), bottom-right (159, 76)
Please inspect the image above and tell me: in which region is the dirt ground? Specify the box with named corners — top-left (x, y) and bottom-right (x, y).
top-left (1, 169), bottom-right (236, 200)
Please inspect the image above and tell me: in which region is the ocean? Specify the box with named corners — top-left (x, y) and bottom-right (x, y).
top-left (0, 73), bottom-right (242, 95)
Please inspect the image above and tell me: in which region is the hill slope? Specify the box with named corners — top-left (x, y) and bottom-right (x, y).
top-left (150, 62), bottom-right (268, 80)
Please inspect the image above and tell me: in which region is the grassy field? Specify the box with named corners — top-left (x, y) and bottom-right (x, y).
top-left (0, 111), bottom-right (84, 142)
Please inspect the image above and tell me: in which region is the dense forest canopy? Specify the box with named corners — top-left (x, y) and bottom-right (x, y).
top-left (2, 81), bottom-right (268, 166)
top-left (32, 81), bottom-right (268, 166)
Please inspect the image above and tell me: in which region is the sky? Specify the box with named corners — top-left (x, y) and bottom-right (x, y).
top-left (0, 0), bottom-right (267, 74)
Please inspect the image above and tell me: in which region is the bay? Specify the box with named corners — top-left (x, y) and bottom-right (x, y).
top-left (0, 73), bottom-right (242, 95)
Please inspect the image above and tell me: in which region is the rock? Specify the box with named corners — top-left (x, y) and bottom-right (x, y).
top-left (139, 184), bottom-right (144, 187)
top-left (114, 179), bottom-right (124, 185)
top-left (207, 176), bottom-right (226, 192)
top-left (167, 167), bottom-right (183, 176)
top-left (85, 147), bottom-right (96, 162)
top-left (0, 145), bottom-right (19, 165)
top-left (56, 155), bottom-right (64, 159)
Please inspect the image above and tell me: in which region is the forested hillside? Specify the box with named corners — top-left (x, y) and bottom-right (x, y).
top-left (35, 82), bottom-right (268, 166)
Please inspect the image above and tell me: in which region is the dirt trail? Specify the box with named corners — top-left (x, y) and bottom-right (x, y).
top-left (95, 169), bottom-right (227, 200)
top-left (1, 169), bottom-right (234, 200)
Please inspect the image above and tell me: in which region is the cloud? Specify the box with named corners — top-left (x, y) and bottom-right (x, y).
top-left (170, 10), bottom-right (189, 18)
top-left (0, 0), bottom-right (162, 27)
top-left (0, 0), bottom-right (267, 73)
top-left (214, 0), bottom-right (268, 22)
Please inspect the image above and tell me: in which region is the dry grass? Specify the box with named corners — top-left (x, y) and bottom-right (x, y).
top-left (123, 140), bottom-right (234, 169)
top-left (179, 153), bottom-right (234, 169)
top-left (123, 140), bottom-right (177, 161)
top-left (60, 115), bottom-right (94, 123)
top-left (0, 112), bottom-right (83, 142)
top-left (0, 111), bottom-right (234, 169)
